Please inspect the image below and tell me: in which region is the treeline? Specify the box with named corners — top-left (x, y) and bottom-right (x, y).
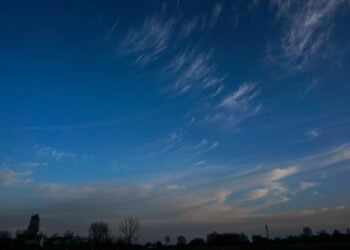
top-left (147, 229), bottom-right (350, 248)
top-left (1, 222), bottom-right (350, 250)
top-left (0, 217), bottom-right (141, 250)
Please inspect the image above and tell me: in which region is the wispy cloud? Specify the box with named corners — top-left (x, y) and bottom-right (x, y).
top-left (149, 136), bottom-right (219, 160)
top-left (219, 82), bottom-right (258, 110)
top-left (117, 4), bottom-right (260, 131)
top-left (266, 166), bottom-right (298, 182)
top-left (246, 188), bottom-right (270, 201)
top-left (210, 3), bottom-right (223, 28)
top-left (298, 181), bottom-right (318, 191)
top-left (211, 85), bottom-right (225, 97)
top-left (119, 8), bottom-right (175, 65)
top-left (104, 18), bottom-right (119, 41)
top-left (193, 160), bottom-right (206, 166)
top-left (1, 142), bottom-right (350, 238)
top-left (271, 0), bottom-right (346, 71)
top-left (38, 183), bottom-right (95, 200)
top-left (179, 2), bottom-right (224, 37)
top-left (0, 168), bottom-right (32, 186)
top-left (299, 79), bottom-right (321, 100)
top-left (293, 143), bottom-right (350, 172)
top-left (4, 136), bottom-right (344, 236)
top-left (307, 129), bottom-right (319, 139)
top-left (36, 146), bottom-right (76, 161)
top-left (241, 166), bottom-right (297, 203)
top-left (6, 110), bottom-right (157, 132)
top-left (166, 49), bottom-right (226, 95)
top-left (195, 82), bottom-right (261, 126)
top-left (181, 17), bottom-right (198, 37)
top-left (118, 3), bottom-right (229, 101)
top-left (22, 162), bottom-right (48, 168)
top-left (108, 132), bottom-right (219, 170)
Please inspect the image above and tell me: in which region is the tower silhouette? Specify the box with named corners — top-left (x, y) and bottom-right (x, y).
top-left (265, 224), bottom-right (269, 239)
top-left (27, 214), bottom-right (40, 236)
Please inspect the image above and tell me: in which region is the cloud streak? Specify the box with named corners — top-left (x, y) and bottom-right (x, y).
top-left (36, 146), bottom-right (76, 161)
top-left (0, 168), bottom-right (32, 186)
top-left (195, 82), bottom-right (261, 127)
top-left (219, 82), bottom-right (259, 110)
top-left (119, 9), bottom-right (175, 65)
top-left (166, 49), bottom-right (226, 95)
top-left (271, 0), bottom-right (346, 70)
top-left (1, 141), bottom-right (350, 240)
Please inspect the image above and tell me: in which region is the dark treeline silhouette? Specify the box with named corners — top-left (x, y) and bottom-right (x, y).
top-left (1, 215), bottom-right (350, 250)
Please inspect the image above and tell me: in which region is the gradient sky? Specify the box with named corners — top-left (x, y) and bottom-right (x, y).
top-left (1, 0), bottom-right (350, 242)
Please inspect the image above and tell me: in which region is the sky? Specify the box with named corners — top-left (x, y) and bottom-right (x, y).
top-left (1, 0), bottom-right (350, 242)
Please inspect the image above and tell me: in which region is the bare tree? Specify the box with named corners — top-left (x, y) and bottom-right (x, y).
top-left (88, 221), bottom-right (111, 244)
top-left (119, 217), bottom-right (140, 244)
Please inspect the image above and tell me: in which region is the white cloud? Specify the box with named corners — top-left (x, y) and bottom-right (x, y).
top-left (246, 188), bottom-right (269, 200)
top-left (267, 166), bottom-right (299, 181)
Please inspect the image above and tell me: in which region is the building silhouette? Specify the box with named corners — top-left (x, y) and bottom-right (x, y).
top-left (27, 214), bottom-right (40, 236)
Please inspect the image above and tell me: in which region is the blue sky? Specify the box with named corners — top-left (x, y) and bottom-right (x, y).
top-left (1, 0), bottom-right (350, 241)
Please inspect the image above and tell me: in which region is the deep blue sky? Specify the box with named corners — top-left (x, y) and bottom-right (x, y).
top-left (1, 0), bottom-right (350, 242)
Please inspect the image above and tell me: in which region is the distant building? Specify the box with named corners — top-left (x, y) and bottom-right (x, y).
top-left (27, 214), bottom-right (40, 236)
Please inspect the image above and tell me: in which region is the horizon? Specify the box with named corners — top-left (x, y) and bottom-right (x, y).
top-left (1, 0), bottom-right (350, 243)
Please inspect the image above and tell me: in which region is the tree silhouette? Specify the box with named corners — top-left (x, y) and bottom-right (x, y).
top-left (207, 231), bottom-right (249, 246)
top-left (63, 230), bottom-right (74, 239)
top-left (0, 230), bottom-right (12, 240)
top-left (189, 238), bottom-right (206, 247)
top-left (177, 235), bottom-right (187, 246)
top-left (119, 217), bottom-right (140, 245)
top-left (165, 235), bottom-right (170, 245)
top-left (302, 227), bottom-right (313, 236)
top-left (88, 221), bottom-right (111, 244)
